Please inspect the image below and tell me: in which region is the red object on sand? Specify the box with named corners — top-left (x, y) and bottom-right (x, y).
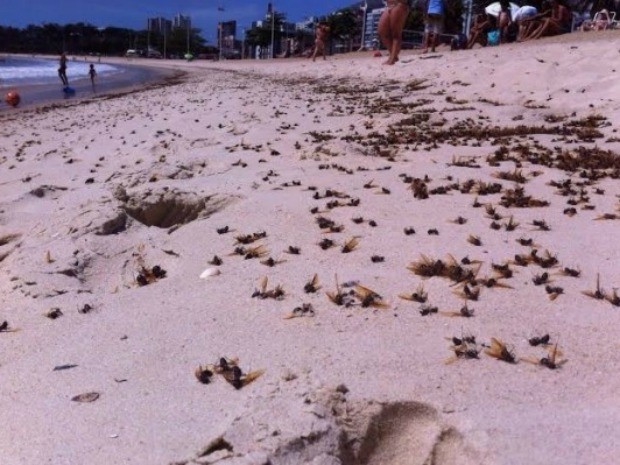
top-left (5, 91), bottom-right (20, 107)
top-left (373, 51), bottom-right (383, 58)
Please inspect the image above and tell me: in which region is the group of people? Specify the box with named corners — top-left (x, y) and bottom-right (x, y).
top-left (307, 0), bottom-right (580, 65)
top-left (467, 0), bottom-right (571, 48)
top-left (57, 52), bottom-right (98, 90)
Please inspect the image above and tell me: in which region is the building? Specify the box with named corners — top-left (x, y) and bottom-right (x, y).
top-left (173, 14), bottom-right (191, 30)
top-left (147, 17), bottom-right (172, 35)
top-left (363, 7), bottom-right (385, 49)
top-left (218, 20), bottom-right (237, 55)
top-left (295, 16), bottom-right (317, 32)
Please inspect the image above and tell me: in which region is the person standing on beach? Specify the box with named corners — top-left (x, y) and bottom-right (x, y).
top-left (311, 23), bottom-right (330, 61)
top-left (88, 64), bottom-right (97, 91)
top-left (378, 0), bottom-right (411, 65)
top-left (422, 0), bottom-right (444, 53)
top-left (58, 52), bottom-right (69, 86)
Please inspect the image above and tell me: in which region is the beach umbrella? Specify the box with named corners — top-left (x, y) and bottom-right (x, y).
top-left (485, 2), bottom-right (520, 17)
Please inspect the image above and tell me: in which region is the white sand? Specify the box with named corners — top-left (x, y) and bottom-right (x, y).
top-left (1, 31), bottom-right (620, 465)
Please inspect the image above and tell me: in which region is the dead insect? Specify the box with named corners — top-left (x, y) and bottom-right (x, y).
top-left (286, 246), bottom-right (301, 254)
top-left (440, 303), bottom-right (475, 318)
top-left (504, 216), bottom-right (519, 231)
top-left (319, 238), bottom-right (335, 250)
top-left (404, 227), bottom-right (416, 235)
top-left (252, 276), bottom-right (285, 300)
top-left (215, 358), bottom-right (264, 390)
top-left (490, 221), bottom-right (501, 230)
top-left (304, 274), bottom-right (321, 293)
top-left (368, 220), bottom-right (378, 227)
top-left (235, 231), bottom-right (267, 244)
top-left (194, 365), bottom-right (214, 384)
top-left (532, 249), bottom-right (559, 268)
top-left (451, 216), bottom-right (468, 225)
top-left (427, 228), bottom-right (439, 235)
top-left (545, 285), bottom-right (564, 300)
top-left (455, 283), bottom-right (480, 301)
top-left (531, 219), bottom-right (551, 231)
top-left (78, 303), bottom-right (93, 314)
top-left (379, 187), bottom-right (391, 195)
top-left (45, 308), bottom-right (64, 319)
top-left (467, 234), bottom-right (482, 246)
top-left (244, 245), bottom-right (268, 260)
top-left (517, 237), bottom-right (534, 247)
top-left (478, 277), bottom-right (513, 289)
top-left (532, 272), bottom-right (550, 286)
top-left (398, 284), bottom-right (428, 303)
top-left (523, 343), bottom-right (566, 370)
top-left (528, 334), bottom-right (551, 346)
top-left (472, 197), bottom-right (482, 208)
top-left (419, 304), bottom-right (438, 316)
top-left (445, 333), bottom-right (480, 363)
top-left (582, 273), bottom-right (605, 300)
top-left (484, 338), bottom-right (516, 363)
top-left (371, 255), bottom-right (385, 263)
top-left (605, 289), bottom-right (620, 307)
top-left (136, 265), bottom-right (167, 286)
top-left (363, 179), bottom-right (377, 189)
top-left (260, 257), bottom-right (284, 267)
top-left (0, 321), bottom-right (18, 333)
top-left (558, 266), bottom-right (580, 278)
top-left (491, 262), bottom-right (513, 279)
top-left (209, 255), bottom-right (223, 266)
top-left (564, 207), bottom-right (578, 217)
top-left (354, 284), bottom-right (388, 308)
top-left (216, 226), bottom-right (230, 235)
top-left (352, 216), bottom-right (365, 224)
top-left (326, 274), bottom-right (353, 307)
top-left (407, 255), bottom-right (446, 278)
top-left (485, 204), bottom-right (498, 218)
top-left (595, 213), bottom-right (619, 220)
top-left (341, 237), bottom-right (360, 253)
top-left (284, 303), bottom-right (315, 319)
top-left (316, 216), bottom-right (336, 229)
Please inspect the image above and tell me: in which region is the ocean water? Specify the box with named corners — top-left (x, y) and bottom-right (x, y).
top-left (0, 56), bottom-right (121, 86)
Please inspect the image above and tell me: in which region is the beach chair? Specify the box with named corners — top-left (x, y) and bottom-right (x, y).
top-left (581, 10), bottom-right (616, 30)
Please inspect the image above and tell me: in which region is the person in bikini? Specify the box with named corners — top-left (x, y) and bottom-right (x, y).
top-left (525, 0), bottom-right (571, 39)
top-left (311, 23), bottom-right (330, 62)
top-left (378, 0), bottom-right (411, 65)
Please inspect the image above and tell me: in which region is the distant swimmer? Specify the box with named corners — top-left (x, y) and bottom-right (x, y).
top-left (58, 52), bottom-right (68, 86)
top-left (88, 64), bottom-right (97, 91)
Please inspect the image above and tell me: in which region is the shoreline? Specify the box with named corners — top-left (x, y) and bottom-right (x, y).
top-left (0, 56), bottom-right (187, 113)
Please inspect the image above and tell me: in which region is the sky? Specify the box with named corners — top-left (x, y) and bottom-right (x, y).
top-left (0, 1), bottom-right (356, 43)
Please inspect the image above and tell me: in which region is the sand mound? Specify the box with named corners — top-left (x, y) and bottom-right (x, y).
top-left (179, 387), bottom-right (487, 465)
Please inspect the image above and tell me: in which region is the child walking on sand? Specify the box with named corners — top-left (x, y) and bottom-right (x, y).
top-left (88, 64), bottom-right (97, 91)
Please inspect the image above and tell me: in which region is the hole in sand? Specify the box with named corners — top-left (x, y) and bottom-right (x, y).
top-left (123, 191), bottom-right (234, 229)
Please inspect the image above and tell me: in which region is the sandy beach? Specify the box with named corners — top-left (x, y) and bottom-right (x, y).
top-left (1, 30), bottom-right (620, 465)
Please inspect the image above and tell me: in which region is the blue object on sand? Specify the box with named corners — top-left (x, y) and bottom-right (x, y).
top-left (63, 86), bottom-right (75, 95)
